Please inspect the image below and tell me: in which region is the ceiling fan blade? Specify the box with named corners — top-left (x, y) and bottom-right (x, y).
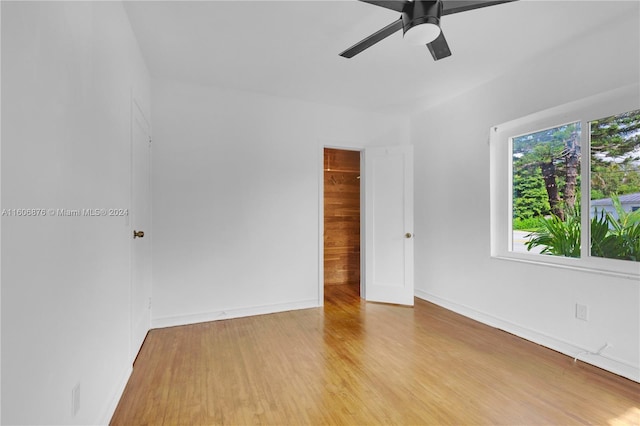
top-left (339, 18), bottom-right (404, 58)
top-left (442, 0), bottom-right (517, 16)
top-left (426, 30), bottom-right (452, 61)
top-left (358, 0), bottom-right (408, 13)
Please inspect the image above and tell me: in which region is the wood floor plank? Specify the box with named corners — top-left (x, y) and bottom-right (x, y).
top-left (111, 285), bottom-right (640, 425)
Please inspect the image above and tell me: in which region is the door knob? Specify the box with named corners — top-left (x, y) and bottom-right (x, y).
top-left (133, 230), bottom-right (145, 239)
top-left (405, 232), bottom-right (412, 239)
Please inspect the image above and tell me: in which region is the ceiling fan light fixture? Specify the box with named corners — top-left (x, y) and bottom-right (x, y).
top-left (403, 17), bottom-right (441, 45)
top-left (402, 1), bottom-right (442, 45)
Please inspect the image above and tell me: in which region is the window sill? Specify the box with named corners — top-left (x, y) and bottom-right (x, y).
top-left (491, 254), bottom-right (640, 281)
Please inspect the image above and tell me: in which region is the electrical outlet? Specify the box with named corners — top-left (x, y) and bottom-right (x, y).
top-left (72, 383), bottom-right (80, 417)
top-left (576, 303), bottom-right (589, 321)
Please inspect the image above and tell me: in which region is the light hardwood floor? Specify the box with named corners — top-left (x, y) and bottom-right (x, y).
top-left (111, 285), bottom-right (640, 425)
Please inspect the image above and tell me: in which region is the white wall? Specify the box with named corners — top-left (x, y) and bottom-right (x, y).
top-left (151, 79), bottom-right (409, 327)
top-left (412, 8), bottom-right (640, 381)
top-left (1, 2), bottom-right (150, 424)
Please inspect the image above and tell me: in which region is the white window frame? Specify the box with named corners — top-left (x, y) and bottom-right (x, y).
top-left (490, 84), bottom-right (640, 279)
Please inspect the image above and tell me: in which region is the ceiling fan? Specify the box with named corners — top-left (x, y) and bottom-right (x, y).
top-left (339, 0), bottom-right (517, 61)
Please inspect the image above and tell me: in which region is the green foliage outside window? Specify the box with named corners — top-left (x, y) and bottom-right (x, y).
top-left (591, 196), bottom-right (640, 261)
top-left (524, 205), bottom-right (581, 258)
top-left (512, 109), bottom-right (640, 262)
top-left (591, 110), bottom-right (640, 199)
top-left (513, 122), bottom-right (581, 224)
top-left (525, 196), bottom-right (640, 261)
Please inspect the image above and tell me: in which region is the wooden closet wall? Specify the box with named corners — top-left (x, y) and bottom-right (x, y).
top-left (324, 148), bottom-right (360, 288)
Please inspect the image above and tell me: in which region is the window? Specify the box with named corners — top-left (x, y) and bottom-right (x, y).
top-left (589, 110), bottom-right (640, 261)
top-left (491, 85), bottom-right (640, 278)
top-left (512, 121), bottom-right (582, 258)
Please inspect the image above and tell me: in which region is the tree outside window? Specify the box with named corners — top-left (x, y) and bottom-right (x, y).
top-left (589, 110), bottom-right (640, 261)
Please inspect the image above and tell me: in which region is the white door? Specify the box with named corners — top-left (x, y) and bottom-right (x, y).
top-left (131, 100), bottom-right (152, 362)
top-left (363, 145), bottom-right (414, 305)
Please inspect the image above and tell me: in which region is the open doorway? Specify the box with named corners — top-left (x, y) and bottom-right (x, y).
top-left (323, 148), bottom-right (361, 301)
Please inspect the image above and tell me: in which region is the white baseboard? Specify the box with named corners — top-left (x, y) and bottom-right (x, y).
top-left (414, 289), bottom-right (639, 383)
top-left (151, 299), bottom-right (320, 329)
top-left (98, 365), bottom-right (133, 425)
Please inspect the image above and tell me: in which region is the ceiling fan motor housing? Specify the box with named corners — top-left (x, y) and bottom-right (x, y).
top-left (402, 0), bottom-right (442, 35)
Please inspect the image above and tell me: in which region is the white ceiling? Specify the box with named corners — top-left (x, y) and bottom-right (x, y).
top-left (123, 0), bottom-right (638, 114)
